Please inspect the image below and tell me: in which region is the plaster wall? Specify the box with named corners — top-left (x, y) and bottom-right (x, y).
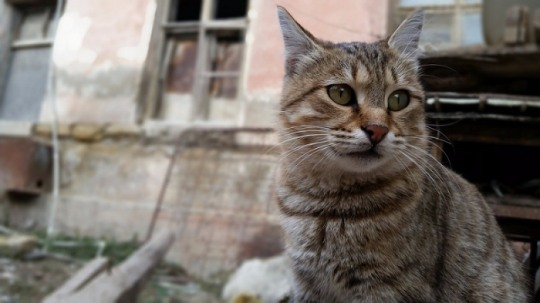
top-left (39, 0), bottom-right (156, 124)
top-left (242, 0), bottom-right (389, 126)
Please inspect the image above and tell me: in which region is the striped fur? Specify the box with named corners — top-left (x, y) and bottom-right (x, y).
top-left (276, 7), bottom-right (528, 303)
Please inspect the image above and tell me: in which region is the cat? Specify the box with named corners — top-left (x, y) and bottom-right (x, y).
top-left (275, 6), bottom-right (529, 303)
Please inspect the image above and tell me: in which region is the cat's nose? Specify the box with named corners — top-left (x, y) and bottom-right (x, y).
top-left (362, 125), bottom-right (389, 145)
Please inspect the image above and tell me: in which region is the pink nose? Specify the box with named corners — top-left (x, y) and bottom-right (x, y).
top-left (363, 125), bottom-right (389, 145)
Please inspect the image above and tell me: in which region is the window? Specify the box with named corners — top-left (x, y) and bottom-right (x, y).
top-left (158, 0), bottom-right (249, 122)
top-left (391, 0), bottom-right (483, 50)
top-left (0, 0), bottom-right (60, 121)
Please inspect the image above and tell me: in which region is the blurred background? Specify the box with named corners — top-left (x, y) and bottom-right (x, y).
top-left (1, 0), bottom-right (540, 302)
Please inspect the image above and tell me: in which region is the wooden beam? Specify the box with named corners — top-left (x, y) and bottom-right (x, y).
top-left (136, 0), bottom-right (170, 122)
top-left (43, 257), bottom-right (110, 303)
top-left (43, 229), bottom-right (175, 303)
top-left (420, 46), bottom-right (540, 96)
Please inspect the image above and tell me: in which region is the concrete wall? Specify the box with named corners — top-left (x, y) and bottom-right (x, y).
top-left (5, 127), bottom-right (282, 278)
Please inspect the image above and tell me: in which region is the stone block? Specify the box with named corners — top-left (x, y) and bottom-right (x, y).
top-left (104, 123), bottom-right (141, 137)
top-left (0, 234), bottom-right (37, 257)
top-left (33, 123), bottom-right (71, 138)
top-left (70, 124), bottom-right (104, 142)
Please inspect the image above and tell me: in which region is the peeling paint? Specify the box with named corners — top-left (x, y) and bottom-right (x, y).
top-left (116, 1), bottom-right (156, 63)
top-left (57, 65), bottom-right (138, 99)
top-left (53, 12), bottom-right (93, 66)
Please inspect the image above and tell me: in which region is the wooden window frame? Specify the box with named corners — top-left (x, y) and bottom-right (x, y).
top-left (11, 3), bottom-right (56, 49)
top-left (0, 0), bottom-right (59, 121)
top-left (138, 0), bottom-right (249, 122)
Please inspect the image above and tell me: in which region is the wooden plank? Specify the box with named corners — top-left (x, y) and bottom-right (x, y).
top-left (43, 257), bottom-right (110, 303)
top-left (47, 229), bottom-right (175, 303)
top-left (426, 118), bottom-right (540, 146)
top-left (136, 0), bottom-right (170, 122)
top-left (163, 21), bottom-right (199, 34)
top-left (202, 19), bottom-right (248, 30)
top-left (487, 196), bottom-right (540, 217)
top-left (420, 46), bottom-right (540, 97)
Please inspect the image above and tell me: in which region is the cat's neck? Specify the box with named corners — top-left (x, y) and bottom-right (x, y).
top-left (280, 154), bottom-right (409, 193)
top-left (278, 157), bottom-right (425, 220)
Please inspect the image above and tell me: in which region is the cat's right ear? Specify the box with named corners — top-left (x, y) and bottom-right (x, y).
top-left (277, 6), bottom-right (320, 75)
top-left (388, 10), bottom-right (424, 59)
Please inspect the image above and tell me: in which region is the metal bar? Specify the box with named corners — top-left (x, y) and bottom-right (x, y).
top-left (426, 97), bottom-right (540, 107)
top-left (426, 91), bottom-right (540, 101)
top-left (45, 0), bottom-right (65, 240)
top-left (426, 112), bottom-right (540, 123)
top-left (145, 135), bottom-right (183, 242)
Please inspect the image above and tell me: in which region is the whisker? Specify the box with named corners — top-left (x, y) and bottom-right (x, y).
top-left (288, 143), bottom-right (331, 173)
top-left (399, 148), bottom-right (452, 199)
top-left (279, 141), bottom-right (326, 162)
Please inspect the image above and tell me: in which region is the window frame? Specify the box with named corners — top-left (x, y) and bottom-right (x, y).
top-left (390, 0), bottom-right (483, 50)
top-left (0, 0), bottom-right (60, 122)
top-left (138, 0), bottom-right (249, 123)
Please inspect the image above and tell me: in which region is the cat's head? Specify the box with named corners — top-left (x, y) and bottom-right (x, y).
top-left (277, 6), bottom-right (428, 175)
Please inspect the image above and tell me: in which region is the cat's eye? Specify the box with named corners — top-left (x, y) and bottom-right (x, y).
top-left (388, 90), bottom-right (410, 111)
top-left (327, 84), bottom-right (355, 106)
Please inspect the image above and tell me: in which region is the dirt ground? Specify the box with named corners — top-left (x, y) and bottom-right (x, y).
top-left (0, 257), bottom-right (78, 303)
top-left (0, 256), bottom-right (224, 303)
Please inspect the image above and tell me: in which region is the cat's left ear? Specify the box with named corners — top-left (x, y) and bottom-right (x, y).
top-left (388, 10), bottom-right (424, 59)
top-left (277, 6), bottom-right (321, 75)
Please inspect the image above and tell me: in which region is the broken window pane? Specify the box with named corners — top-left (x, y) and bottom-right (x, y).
top-left (166, 38), bottom-right (198, 93)
top-left (172, 0), bottom-right (202, 21)
top-left (208, 32), bottom-right (243, 99)
top-left (162, 38), bottom-right (198, 121)
top-left (207, 31), bottom-right (244, 123)
top-left (214, 0), bottom-right (248, 19)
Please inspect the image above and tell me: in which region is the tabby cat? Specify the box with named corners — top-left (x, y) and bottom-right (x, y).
top-left (276, 6), bottom-right (528, 303)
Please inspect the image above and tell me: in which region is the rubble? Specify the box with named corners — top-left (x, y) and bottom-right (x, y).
top-left (0, 235), bottom-right (37, 258)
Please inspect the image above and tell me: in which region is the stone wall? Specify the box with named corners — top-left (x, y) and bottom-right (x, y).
top-left (4, 127), bottom-right (282, 278)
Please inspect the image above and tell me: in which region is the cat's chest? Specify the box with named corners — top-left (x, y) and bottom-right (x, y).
top-left (282, 215), bottom-right (411, 255)
top-left (285, 216), bottom-right (434, 302)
